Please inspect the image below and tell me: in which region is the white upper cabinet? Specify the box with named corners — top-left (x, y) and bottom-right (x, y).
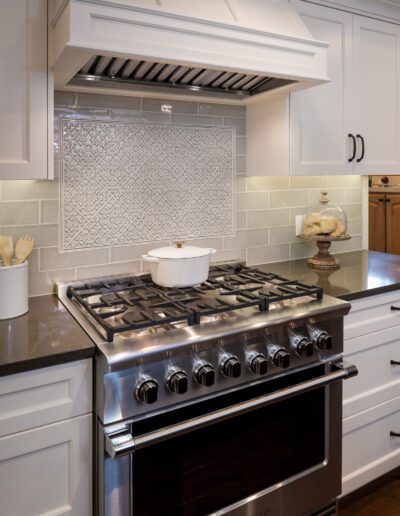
top-left (247, 1), bottom-right (400, 176)
top-left (352, 15), bottom-right (400, 174)
top-left (291, 1), bottom-right (400, 176)
top-left (0, 0), bottom-right (53, 180)
top-left (290, 1), bottom-right (354, 175)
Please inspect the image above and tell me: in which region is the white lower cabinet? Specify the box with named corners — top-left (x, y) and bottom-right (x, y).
top-left (342, 291), bottom-right (400, 496)
top-left (0, 360), bottom-right (92, 516)
top-left (0, 414), bottom-right (92, 516)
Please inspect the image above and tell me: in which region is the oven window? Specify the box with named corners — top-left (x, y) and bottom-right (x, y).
top-left (131, 386), bottom-right (325, 515)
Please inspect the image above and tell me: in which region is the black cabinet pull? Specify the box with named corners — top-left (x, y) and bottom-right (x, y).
top-left (348, 134), bottom-right (356, 162)
top-left (356, 134), bottom-right (365, 162)
top-left (391, 306), bottom-right (400, 311)
top-left (391, 431), bottom-right (400, 437)
top-left (378, 198), bottom-right (384, 202)
top-left (386, 198), bottom-right (391, 203)
top-left (391, 360), bottom-right (400, 365)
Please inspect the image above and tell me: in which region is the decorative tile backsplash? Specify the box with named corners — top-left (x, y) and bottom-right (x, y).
top-left (0, 92), bottom-right (363, 296)
top-left (61, 120), bottom-right (235, 250)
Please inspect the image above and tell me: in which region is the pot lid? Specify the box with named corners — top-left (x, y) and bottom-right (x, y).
top-left (148, 242), bottom-right (215, 259)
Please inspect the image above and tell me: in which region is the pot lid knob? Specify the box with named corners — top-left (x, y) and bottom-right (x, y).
top-left (175, 241), bottom-right (185, 249)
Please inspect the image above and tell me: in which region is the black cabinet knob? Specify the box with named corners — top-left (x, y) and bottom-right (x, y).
top-left (250, 354), bottom-right (268, 375)
top-left (196, 364), bottom-right (215, 386)
top-left (273, 349), bottom-right (290, 369)
top-left (136, 379), bottom-right (158, 404)
top-left (221, 356), bottom-right (241, 378)
top-left (168, 371), bottom-right (188, 394)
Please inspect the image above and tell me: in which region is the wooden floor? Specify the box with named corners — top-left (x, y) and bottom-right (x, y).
top-left (339, 479), bottom-right (400, 515)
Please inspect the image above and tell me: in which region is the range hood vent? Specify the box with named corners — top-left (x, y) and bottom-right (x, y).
top-left (51, 0), bottom-right (329, 103)
top-left (70, 56), bottom-right (295, 100)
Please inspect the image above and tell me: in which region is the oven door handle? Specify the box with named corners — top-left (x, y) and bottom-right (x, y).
top-left (105, 360), bottom-right (357, 459)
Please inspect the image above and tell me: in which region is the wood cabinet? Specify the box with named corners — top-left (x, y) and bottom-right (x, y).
top-left (247, 0), bottom-right (400, 176)
top-left (386, 195), bottom-right (400, 255)
top-left (342, 290), bottom-right (400, 495)
top-left (369, 193), bottom-right (400, 254)
top-left (0, 0), bottom-right (53, 180)
top-left (368, 194), bottom-right (386, 253)
top-left (0, 360), bottom-right (92, 515)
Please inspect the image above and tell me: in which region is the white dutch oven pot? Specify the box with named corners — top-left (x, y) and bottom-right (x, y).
top-left (142, 242), bottom-right (217, 288)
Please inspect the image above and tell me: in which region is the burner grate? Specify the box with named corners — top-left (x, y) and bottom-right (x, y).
top-left (67, 264), bottom-right (323, 341)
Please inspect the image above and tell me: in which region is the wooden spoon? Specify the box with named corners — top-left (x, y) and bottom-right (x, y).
top-left (0, 235), bottom-right (13, 266)
top-left (14, 235), bottom-right (34, 265)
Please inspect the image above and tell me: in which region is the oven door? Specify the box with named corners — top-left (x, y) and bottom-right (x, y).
top-left (99, 360), bottom-right (357, 516)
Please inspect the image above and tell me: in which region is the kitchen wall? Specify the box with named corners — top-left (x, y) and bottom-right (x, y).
top-left (0, 92), bottom-right (362, 296)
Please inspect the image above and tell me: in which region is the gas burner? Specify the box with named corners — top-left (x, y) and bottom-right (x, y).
top-left (66, 264), bottom-right (323, 341)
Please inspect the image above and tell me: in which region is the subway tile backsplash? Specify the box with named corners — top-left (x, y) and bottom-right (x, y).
top-left (0, 92), bottom-right (363, 296)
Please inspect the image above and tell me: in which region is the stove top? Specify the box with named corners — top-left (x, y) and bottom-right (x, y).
top-left (66, 264), bottom-right (323, 342)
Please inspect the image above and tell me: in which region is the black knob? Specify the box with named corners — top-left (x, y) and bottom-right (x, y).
top-left (136, 379), bottom-right (158, 404)
top-left (168, 371), bottom-right (188, 394)
top-left (307, 324), bottom-right (333, 350)
top-left (273, 349), bottom-right (290, 369)
top-left (196, 364), bottom-right (215, 386)
top-left (320, 334), bottom-right (333, 350)
top-left (297, 338), bottom-right (314, 357)
top-left (250, 354), bottom-right (268, 375)
top-left (222, 357), bottom-right (241, 378)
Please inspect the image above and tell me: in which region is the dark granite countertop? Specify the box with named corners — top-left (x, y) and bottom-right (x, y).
top-left (0, 295), bottom-right (95, 377)
top-left (1, 250), bottom-right (398, 376)
top-left (257, 250), bottom-right (400, 301)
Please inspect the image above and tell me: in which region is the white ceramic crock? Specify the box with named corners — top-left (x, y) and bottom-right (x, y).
top-left (142, 243), bottom-right (217, 287)
top-left (0, 261), bottom-right (29, 319)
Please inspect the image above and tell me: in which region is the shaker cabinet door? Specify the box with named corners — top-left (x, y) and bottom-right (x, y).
top-left (0, 415), bottom-right (92, 516)
top-left (290, 1), bottom-right (354, 176)
top-left (386, 195), bottom-right (400, 255)
top-left (353, 16), bottom-right (400, 174)
top-left (0, 0), bottom-right (52, 180)
top-left (368, 194), bottom-right (386, 253)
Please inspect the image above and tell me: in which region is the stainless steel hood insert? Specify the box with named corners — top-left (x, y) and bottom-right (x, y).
top-left (70, 56), bottom-right (296, 100)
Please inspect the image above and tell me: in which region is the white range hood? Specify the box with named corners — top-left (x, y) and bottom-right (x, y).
top-left (50, 0), bottom-right (329, 103)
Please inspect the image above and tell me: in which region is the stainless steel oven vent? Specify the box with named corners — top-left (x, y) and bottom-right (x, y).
top-left (69, 55), bottom-right (296, 100)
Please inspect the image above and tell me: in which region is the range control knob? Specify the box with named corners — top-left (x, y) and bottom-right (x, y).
top-left (195, 363), bottom-right (215, 386)
top-left (136, 379), bottom-right (158, 404)
top-left (289, 330), bottom-right (314, 357)
top-left (221, 356), bottom-right (241, 378)
top-left (249, 354), bottom-right (268, 375)
top-left (307, 324), bottom-right (333, 350)
top-left (270, 347), bottom-right (290, 369)
top-left (168, 371), bottom-right (188, 394)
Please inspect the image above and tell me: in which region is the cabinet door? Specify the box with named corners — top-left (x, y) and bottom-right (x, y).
top-left (368, 194), bottom-right (386, 252)
top-left (0, 414), bottom-right (92, 516)
top-left (0, 0), bottom-right (51, 180)
top-left (290, 1), bottom-right (354, 175)
top-left (386, 195), bottom-right (400, 255)
top-left (353, 16), bottom-right (400, 174)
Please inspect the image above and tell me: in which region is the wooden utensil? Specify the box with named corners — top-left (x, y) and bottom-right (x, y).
top-left (0, 235), bottom-right (13, 266)
top-left (14, 235), bottom-right (34, 265)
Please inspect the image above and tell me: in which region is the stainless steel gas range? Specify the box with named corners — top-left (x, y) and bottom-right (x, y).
top-left (57, 263), bottom-right (357, 516)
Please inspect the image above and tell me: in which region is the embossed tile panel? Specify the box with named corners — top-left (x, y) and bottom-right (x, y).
top-left (61, 120), bottom-right (235, 250)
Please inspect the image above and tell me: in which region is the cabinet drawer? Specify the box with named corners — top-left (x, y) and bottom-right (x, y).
top-left (0, 414), bottom-right (92, 516)
top-left (343, 325), bottom-right (400, 416)
top-left (342, 396), bottom-right (400, 495)
top-left (0, 359), bottom-right (92, 437)
top-left (344, 290), bottom-right (400, 340)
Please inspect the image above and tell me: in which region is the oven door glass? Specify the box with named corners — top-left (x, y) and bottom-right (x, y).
top-left (129, 365), bottom-right (328, 515)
